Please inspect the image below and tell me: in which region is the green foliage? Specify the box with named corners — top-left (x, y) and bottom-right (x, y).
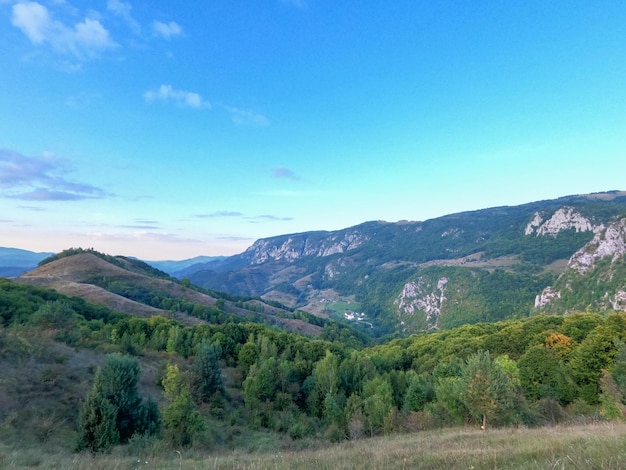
top-left (518, 345), bottom-right (576, 404)
top-left (8, 258), bottom-right (626, 454)
top-left (76, 372), bottom-right (119, 453)
top-left (191, 343), bottom-right (224, 404)
top-left (76, 354), bottom-right (161, 453)
top-left (430, 351), bottom-right (527, 428)
top-left (243, 357), bottom-right (281, 427)
top-left (313, 350), bottom-right (340, 398)
top-left (599, 369), bottom-right (626, 420)
top-left (362, 376), bottom-right (394, 435)
top-left (404, 373), bottom-right (435, 412)
top-left (162, 364), bottom-right (204, 447)
top-left (28, 300), bottom-right (78, 330)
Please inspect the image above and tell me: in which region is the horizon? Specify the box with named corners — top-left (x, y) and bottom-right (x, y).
top-left (3, 188), bottom-right (625, 261)
top-left (2, 1), bottom-right (626, 259)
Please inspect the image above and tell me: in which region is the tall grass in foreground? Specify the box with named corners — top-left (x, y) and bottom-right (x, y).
top-left (3, 421), bottom-right (626, 469)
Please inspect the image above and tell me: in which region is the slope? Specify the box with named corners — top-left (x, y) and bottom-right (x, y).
top-left (186, 191), bottom-right (626, 336)
top-left (15, 251), bottom-right (322, 334)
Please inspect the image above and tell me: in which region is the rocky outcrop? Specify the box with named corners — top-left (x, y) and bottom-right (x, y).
top-left (568, 218), bottom-right (626, 274)
top-left (395, 277), bottom-right (448, 330)
top-left (534, 286), bottom-right (561, 308)
top-left (244, 229), bottom-right (369, 265)
top-left (611, 289), bottom-right (626, 311)
top-left (536, 217), bottom-right (626, 310)
top-left (525, 207), bottom-right (597, 236)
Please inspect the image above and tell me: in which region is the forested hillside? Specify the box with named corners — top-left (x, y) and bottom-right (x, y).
top-left (3, 274), bottom-right (626, 460)
top-left (186, 191), bottom-right (626, 337)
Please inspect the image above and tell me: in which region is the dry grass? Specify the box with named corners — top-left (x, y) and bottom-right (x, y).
top-left (3, 421), bottom-right (626, 469)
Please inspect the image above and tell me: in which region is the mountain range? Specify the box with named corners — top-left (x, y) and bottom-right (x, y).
top-left (180, 190), bottom-right (626, 337)
top-left (5, 190), bottom-right (626, 338)
top-left (0, 247), bottom-right (54, 277)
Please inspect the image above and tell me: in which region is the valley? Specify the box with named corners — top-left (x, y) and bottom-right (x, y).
top-left (2, 191), bottom-right (626, 465)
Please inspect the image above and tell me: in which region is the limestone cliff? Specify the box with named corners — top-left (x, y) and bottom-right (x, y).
top-left (536, 217), bottom-right (626, 311)
top-left (395, 276), bottom-right (448, 330)
top-left (525, 206), bottom-right (598, 236)
top-left (243, 229), bottom-right (369, 265)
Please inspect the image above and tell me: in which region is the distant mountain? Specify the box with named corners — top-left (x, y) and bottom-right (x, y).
top-left (0, 247), bottom-right (54, 277)
top-left (15, 249), bottom-right (323, 335)
top-left (186, 191), bottom-right (626, 337)
top-left (144, 256), bottom-right (227, 277)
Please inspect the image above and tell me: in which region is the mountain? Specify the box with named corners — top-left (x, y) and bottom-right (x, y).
top-left (186, 191), bottom-right (626, 337)
top-left (15, 249), bottom-right (323, 335)
top-left (144, 256), bottom-right (227, 277)
top-left (0, 247), bottom-right (54, 277)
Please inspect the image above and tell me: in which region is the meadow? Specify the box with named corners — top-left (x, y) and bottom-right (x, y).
top-left (3, 421), bottom-right (626, 469)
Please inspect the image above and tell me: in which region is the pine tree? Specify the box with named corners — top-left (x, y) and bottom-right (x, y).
top-left (76, 369), bottom-right (119, 453)
top-left (76, 354), bottom-right (161, 452)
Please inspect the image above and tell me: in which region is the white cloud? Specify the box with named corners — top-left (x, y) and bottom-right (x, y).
top-left (144, 84), bottom-right (210, 109)
top-left (107, 0), bottom-right (140, 34)
top-left (225, 106), bottom-right (270, 127)
top-left (152, 20), bottom-right (182, 39)
top-left (11, 1), bottom-right (117, 59)
top-left (11, 1), bottom-right (48, 43)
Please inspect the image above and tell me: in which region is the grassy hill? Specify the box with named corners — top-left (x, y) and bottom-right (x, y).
top-left (16, 249), bottom-right (323, 335)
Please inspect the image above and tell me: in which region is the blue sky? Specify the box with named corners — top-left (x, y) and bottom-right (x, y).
top-left (1, 1), bottom-right (626, 260)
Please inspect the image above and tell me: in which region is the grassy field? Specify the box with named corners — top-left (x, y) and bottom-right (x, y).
top-left (3, 421), bottom-right (626, 469)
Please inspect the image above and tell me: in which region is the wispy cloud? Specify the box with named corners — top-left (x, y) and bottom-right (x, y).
top-left (224, 106), bottom-right (269, 127)
top-left (18, 205), bottom-right (47, 212)
top-left (11, 1), bottom-right (117, 59)
top-left (0, 148), bottom-right (111, 201)
top-left (254, 189), bottom-right (320, 198)
top-left (107, 0), bottom-right (141, 34)
top-left (152, 20), bottom-right (182, 39)
top-left (194, 210), bottom-right (292, 223)
top-left (246, 215), bottom-right (293, 223)
top-left (88, 230), bottom-right (204, 245)
top-left (144, 84), bottom-right (210, 109)
top-left (118, 218), bottom-right (161, 230)
top-left (272, 167), bottom-right (301, 181)
top-left (216, 235), bottom-right (256, 242)
top-left (195, 211), bottom-right (244, 218)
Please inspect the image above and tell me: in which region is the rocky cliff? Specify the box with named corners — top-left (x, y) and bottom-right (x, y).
top-left (536, 217), bottom-right (626, 312)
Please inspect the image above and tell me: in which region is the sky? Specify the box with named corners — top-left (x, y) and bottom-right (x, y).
top-left (1, 1), bottom-right (626, 260)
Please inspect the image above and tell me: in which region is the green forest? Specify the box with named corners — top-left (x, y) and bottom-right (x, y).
top-left (3, 275), bottom-right (626, 460)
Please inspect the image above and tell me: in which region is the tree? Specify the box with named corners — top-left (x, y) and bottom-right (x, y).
top-left (518, 345), bottom-right (576, 404)
top-left (404, 372), bottom-right (435, 412)
top-left (362, 376), bottom-right (394, 436)
top-left (314, 350), bottom-right (340, 398)
top-left (162, 364), bottom-right (204, 447)
top-left (76, 371), bottom-right (119, 453)
top-left (98, 355), bottom-right (145, 441)
top-left (76, 354), bottom-right (160, 452)
top-left (460, 351), bottom-right (521, 429)
top-left (243, 357), bottom-right (280, 428)
top-left (309, 350), bottom-right (341, 420)
top-left (191, 343), bottom-right (224, 404)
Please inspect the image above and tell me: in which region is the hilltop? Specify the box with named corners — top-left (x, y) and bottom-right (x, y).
top-left (16, 249), bottom-right (323, 335)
